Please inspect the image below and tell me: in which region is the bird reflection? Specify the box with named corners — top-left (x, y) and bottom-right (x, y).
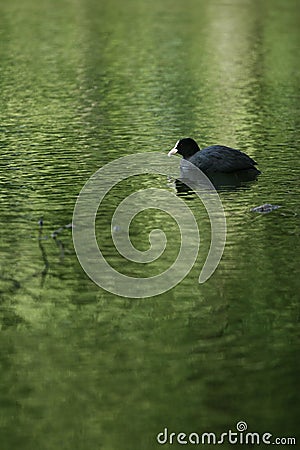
top-left (175, 162), bottom-right (260, 194)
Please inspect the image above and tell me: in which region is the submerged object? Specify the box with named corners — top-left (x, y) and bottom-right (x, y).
top-left (251, 204), bottom-right (281, 214)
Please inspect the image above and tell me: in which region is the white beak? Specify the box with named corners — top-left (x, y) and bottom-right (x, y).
top-left (168, 147), bottom-right (178, 157)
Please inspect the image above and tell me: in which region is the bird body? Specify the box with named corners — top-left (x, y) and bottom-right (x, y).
top-left (168, 138), bottom-right (260, 174)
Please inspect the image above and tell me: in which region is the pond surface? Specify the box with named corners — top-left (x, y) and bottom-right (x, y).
top-left (1, 0), bottom-right (300, 448)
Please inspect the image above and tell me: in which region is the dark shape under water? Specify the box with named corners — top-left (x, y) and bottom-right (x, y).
top-left (175, 170), bottom-right (259, 193)
top-left (172, 155), bottom-right (260, 194)
top-left (168, 137), bottom-right (260, 174)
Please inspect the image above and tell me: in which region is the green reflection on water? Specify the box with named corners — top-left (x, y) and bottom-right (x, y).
top-left (0, 0), bottom-right (299, 449)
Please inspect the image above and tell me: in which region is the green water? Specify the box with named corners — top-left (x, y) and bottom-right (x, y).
top-left (1, 0), bottom-right (300, 448)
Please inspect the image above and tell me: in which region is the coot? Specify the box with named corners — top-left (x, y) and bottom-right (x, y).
top-left (168, 138), bottom-right (260, 173)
